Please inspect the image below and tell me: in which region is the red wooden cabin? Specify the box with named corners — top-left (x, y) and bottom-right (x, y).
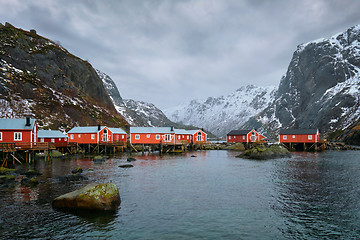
top-left (130, 127), bottom-right (175, 144)
top-left (108, 128), bottom-right (127, 143)
top-left (279, 129), bottom-right (319, 143)
top-left (0, 117), bottom-right (38, 144)
top-left (187, 129), bottom-right (208, 144)
top-left (227, 129), bottom-right (265, 143)
top-left (67, 125), bottom-right (127, 144)
top-left (38, 130), bottom-right (68, 146)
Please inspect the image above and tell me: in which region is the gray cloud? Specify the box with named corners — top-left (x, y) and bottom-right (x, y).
top-left (0, 0), bottom-right (360, 109)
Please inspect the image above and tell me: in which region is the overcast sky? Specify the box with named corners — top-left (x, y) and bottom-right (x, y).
top-left (1, 0), bottom-right (360, 109)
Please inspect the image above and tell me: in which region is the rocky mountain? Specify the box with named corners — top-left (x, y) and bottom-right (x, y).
top-left (0, 23), bottom-right (127, 131)
top-left (164, 85), bottom-right (277, 137)
top-left (96, 69), bottom-right (182, 128)
top-left (244, 25), bottom-right (360, 143)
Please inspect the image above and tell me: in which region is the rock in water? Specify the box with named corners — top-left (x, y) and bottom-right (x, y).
top-left (52, 183), bottom-right (121, 211)
top-left (238, 145), bottom-right (291, 160)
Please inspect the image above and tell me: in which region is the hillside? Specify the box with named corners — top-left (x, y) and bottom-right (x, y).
top-left (0, 23), bottom-right (127, 131)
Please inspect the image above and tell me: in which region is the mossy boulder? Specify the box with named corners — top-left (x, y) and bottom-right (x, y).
top-left (225, 143), bottom-right (246, 151)
top-left (238, 145), bottom-right (291, 160)
top-left (53, 183), bottom-right (121, 211)
top-left (71, 167), bottom-right (83, 174)
top-left (127, 157), bottom-right (136, 162)
top-left (0, 167), bottom-right (16, 175)
top-left (0, 174), bottom-right (16, 187)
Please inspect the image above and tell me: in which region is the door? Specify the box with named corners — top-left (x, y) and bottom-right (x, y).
top-left (251, 131), bottom-right (256, 142)
top-left (103, 129), bottom-right (108, 142)
top-left (197, 132), bottom-right (202, 142)
top-left (164, 134), bottom-right (171, 142)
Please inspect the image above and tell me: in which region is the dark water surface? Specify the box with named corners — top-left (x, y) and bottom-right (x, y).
top-left (1, 150), bottom-right (360, 239)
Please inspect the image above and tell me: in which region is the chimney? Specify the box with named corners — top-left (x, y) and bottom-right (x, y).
top-left (170, 126), bottom-right (174, 131)
top-left (25, 116), bottom-right (31, 126)
top-left (98, 124), bottom-right (101, 131)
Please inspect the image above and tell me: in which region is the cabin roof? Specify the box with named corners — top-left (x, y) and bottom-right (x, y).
top-left (0, 118), bottom-right (36, 130)
top-left (279, 129), bottom-right (318, 135)
top-left (38, 130), bottom-right (67, 138)
top-left (130, 127), bottom-right (175, 134)
top-left (186, 129), bottom-right (207, 135)
top-left (108, 128), bottom-right (127, 134)
top-left (67, 126), bottom-right (106, 134)
top-left (227, 130), bottom-right (253, 135)
top-left (174, 129), bottom-right (189, 135)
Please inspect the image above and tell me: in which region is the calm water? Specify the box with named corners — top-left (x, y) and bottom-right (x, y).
top-left (1, 150), bottom-right (360, 239)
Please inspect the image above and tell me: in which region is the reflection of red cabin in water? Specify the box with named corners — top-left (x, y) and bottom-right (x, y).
top-left (67, 126), bottom-right (127, 144)
top-left (0, 117), bottom-right (38, 143)
top-left (38, 130), bottom-right (68, 146)
top-left (279, 129), bottom-right (319, 143)
top-left (227, 129), bottom-right (265, 143)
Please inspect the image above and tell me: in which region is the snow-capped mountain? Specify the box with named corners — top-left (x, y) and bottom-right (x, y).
top-left (244, 25), bottom-right (360, 142)
top-left (164, 85), bottom-right (277, 137)
top-left (96, 70), bottom-right (179, 127)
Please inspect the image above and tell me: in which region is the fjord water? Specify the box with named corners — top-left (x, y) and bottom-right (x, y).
top-left (1, 150), bottom-right (360, 239)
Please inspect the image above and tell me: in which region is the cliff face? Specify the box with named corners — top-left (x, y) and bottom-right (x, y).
top-left (246, 25), bottom-right (360, 143)
top-left (0, 23), bottom-right (127, 130)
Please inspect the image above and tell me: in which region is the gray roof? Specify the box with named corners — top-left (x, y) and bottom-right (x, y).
top-left (279, 129), bottom-right (318, 135)
top-left (38, 130), bottom-right (67, 138)
top-left (0, 118), bottom-right (36, 130)
top-left (174, 129), bottom-right (189, 135)
top-left (186, 129), bottom-right (207, 135)
top-left (108, 128), bottom-right (127, 134)
top-left (227, 130), bottom-right (252, 135)
top-left (67, 126), bottom-right (106, 134)
top-left (130, 127), bottom-right (175, 134)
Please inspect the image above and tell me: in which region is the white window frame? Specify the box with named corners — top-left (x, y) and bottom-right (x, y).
top-left (283, 135), bottom-right (287, 140)
top-left (51, 138), bottom-right (55, 143)
top-left (156, 134), bottom-right (160, 140)
top-left (0, 132), bottom-right (2, 141)
top-left (122, 135), bottom-right (125, 139)
top-left (147, 134), bottom-right (150, 138)
top-left (165, 134), bottom-right (171, 142)
top-left (187, 136), bottom-right (189, 140)
top-left (58, 138), bottom-right (61, 141)
top-left (292, 135), bottom-right (295, 138)
top-left (178, 136), bottom-right (181, 140)
top-left (40, 138), bottom-right (44, 142)
top-left (78, 134), bottom-right (81, 138)
top-left (14, 132), bottom-right (22, 141)
top-left (135, 134), bottom-right (140, 140)
top-left (70, 134), bottom-right (74, 140)
top-left (308, 135), bottom-right (313, 140)
top-left (91, 134), bottom-right (95, 140)
top-left (229, 136), bottom-right (231, 140)
top-left (243, 136), bottom-right (245, 140)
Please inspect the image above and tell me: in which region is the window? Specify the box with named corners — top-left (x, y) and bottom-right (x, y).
top-left (122, 135), bottom-right (124, 139)
top-left (156, 135), bottom-right (160, 140)
top-left (91, 134), bottom-right (95, 140)
top-left (51, 138), bottom-right (55, 143)
top-left (292, 135), bottom-right (295, 138)
top-left (147, 134), bottom-right (150, 138)
top-left (187, 136), bottom-right (189, 140)
top-left (14, 132), bottom-right (22, 141)
top-left (165, 134), bottom-right (171, 141)
top-left (58, 138), bottom-right (61, 141)
top-left (78, 134), bottom-right (81, 138)
top-left (283, 135), bottom-right (287, 140)
top-left (40, 138), bottom-right (44, 142)
top-left (243, 136), bottom-right (245, 140)
top-left (70, 134), bottom-right (74, 140)
top-left (308, 135), bottom-right (313, 140)
top-left (0, 132), bottom-right (2, 141)
top-left (135, 134), bottom-right (140, 140)
top-left (229, 136), bottom-right (231, 140)
top-left (178, 136), bottom-right (180, 140)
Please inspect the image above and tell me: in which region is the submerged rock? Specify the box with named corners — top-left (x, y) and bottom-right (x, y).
top-left (52, 183), bottom-right (121, 211)
top-left (24, 170), bottom-right (42, 177)
top-left (119, 164), bottom-right (134, 168)
top-left (237, 145), bottom-right (291, 160)
top-left (57, 173), bottom-right (88, 183)
top-left (21, 177), bottom-right (39, 187)
top-left (127, 157), bottom-right (136, 162)
top-left (71, 167), bottom-right (83, 174)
